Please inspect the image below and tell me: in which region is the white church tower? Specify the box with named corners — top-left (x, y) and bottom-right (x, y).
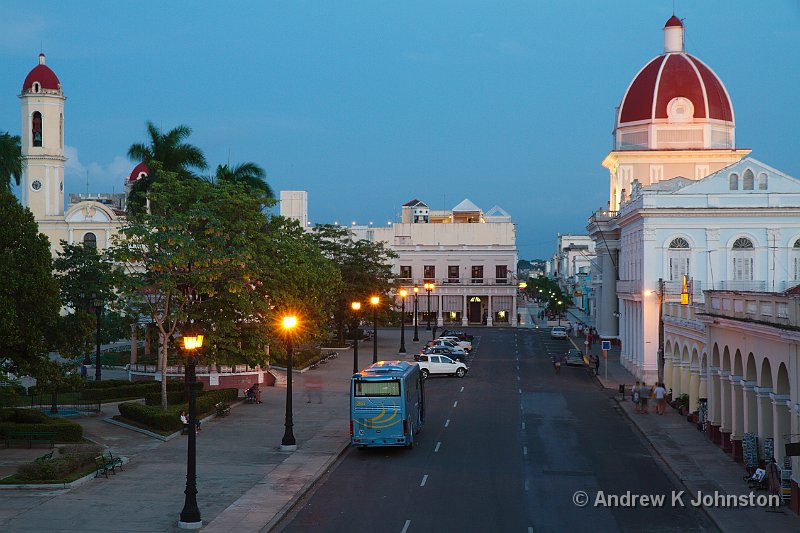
top-left (19, 53), bottom-right (66, 220)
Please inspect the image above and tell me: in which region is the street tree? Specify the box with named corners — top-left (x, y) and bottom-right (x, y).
top-left (213, 162), bottom-right (274, 200)
top-left (309, 224), bottom-right (396, 342)
top-left (0, 132), bottom-right (23, 193)
top-left (0, 189), bottom-right (60, 377)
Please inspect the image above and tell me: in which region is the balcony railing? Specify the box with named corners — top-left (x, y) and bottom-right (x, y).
top-left (396, 276), bottom-right (516, 287)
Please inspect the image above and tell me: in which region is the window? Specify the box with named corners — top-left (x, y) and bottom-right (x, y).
top-left (399, 265), bottom-right (412, 281)
top-left (471, 265), bottom-right (483, 283)
top-left (668, 238), bottom-right (690, 281)
top-left (447, 265), bottom-right (459, 283)
top-left (743, 169), bottom-right (754, 190)
top-left (423, 265), bottom-right (435, 281)
top-left (495, 265), bottom-right (508, 283)
top-left (729, 173), bottom-right (738, 190)
top-left (758, 173), bottom-right (768, 190)
top-left (83, 232), bottom-right (97, 249)
top-left (731, 237), bottom-right (754, 281)
top-left (32, 111), bottom-right (43, 147)
top-left (354, 381), bottom-right (400, 397)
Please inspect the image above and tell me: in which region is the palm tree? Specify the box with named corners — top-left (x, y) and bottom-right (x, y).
top-left (127, 121), bottom-right (207, 214)
top-left (0, 132), bottom-right (23, 193)
top-left (214, 162), bottom-right (274, 199)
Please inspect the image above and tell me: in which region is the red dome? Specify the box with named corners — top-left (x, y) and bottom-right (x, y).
top-left (22, 54), bottom-right (61, 92)
top-left (664, 15), bottom-right (683, 28)
top-left (618, 52), bottom-right (733, 124)
top-left (127, 162), bottom-right (150, 183)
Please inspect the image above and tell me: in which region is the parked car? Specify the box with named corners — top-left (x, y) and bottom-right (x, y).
top-left (416, 354), bottom-right (468, 378)
top-left (550, 326), bottom-right (568, 339)
top-left (437, 335), bottom-right (472, 352)
top-left (415, 345), bottom-right (467, 362)
top-left (427, 338), bottom-right (469, 354)
top-left (440, 329), bottom-right (474, 342)
top-left (565, 348), bottom-right (584, 366)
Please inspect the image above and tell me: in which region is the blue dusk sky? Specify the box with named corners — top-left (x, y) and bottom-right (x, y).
top-left (1, 1), bottom-right (798, 259)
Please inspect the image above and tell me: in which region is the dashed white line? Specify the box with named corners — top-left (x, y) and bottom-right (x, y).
top-left (453, 401), bottom-right (458, 408)
top-left (518, 388), bottom-right (522, 394)
top-left (420, 474), bottom-right (428, 487)
top-left (522, 422), bottom-right (526, 430)
top-left (523, 446), bottom-right (528, 456)
top-left (528, 527), bottom-right (533, 533)
top-left (435, 442), bottom-right (441, 452)
top-left (460, 386), bottom-right (464, 392)
top-left (517, 375), bottom-right (520, 381)
top-left (445, 419), bottom-right (450, 427)
top-left (525, 479), bottom-right (530, 491)
top-left (401, 520), bottom-right (411, 533)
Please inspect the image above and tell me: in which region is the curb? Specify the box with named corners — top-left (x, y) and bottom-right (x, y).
top-left (0, 457), bottom-right (129, 491)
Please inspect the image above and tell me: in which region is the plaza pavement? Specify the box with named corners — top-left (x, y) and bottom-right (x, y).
top-left (523, 301), bottom-right (799, 533)
top-left (2, 312), bottom-right (799, 532)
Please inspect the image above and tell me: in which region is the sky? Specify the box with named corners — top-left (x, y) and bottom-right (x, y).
top-left (2, 1), bottom-right (798, 259)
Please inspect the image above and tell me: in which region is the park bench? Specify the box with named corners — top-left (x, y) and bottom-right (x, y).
top-left (95, 451), bottom-right (123, 478)
top-left (215, 402), bottom-right (231, 417)
top-left (35, 451), bottom-right (54, 463)
top-left (4, 431), bottom-right (56, 448)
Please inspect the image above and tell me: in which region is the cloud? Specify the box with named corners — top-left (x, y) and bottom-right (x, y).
top-left (64, 145), bottom-right (132, 193)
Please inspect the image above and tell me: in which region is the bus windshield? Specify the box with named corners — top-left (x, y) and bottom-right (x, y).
top-left (354, 380), bottom-right (400, 397)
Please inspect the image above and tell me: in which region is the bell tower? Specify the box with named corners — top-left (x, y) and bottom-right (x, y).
top-left (19, 53), bottom-right (66, 219)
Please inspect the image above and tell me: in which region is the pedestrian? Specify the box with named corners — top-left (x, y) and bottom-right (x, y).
top-left (632, 381), bottom-right (641, 413)
top-left (565, 322), bottom-right (572, 336)
top-left (639, 381), bottom-right (650, 413)
top-left (553, 352), bottom-right (562, 374)
top-left (592, 354), bottom-right (600, 375)
top-left (80, 362), bottom-right (88, 379)
top-left (586, 331), bottom-right (593, 345)
top-left (654, 382), bottom-right (667, 414)
top-left (766, 457), bottom-right (781, 506)
top-left (305, 375), bottom-right (323, 404)
top-left (179, 410), bottom-right (201, 433)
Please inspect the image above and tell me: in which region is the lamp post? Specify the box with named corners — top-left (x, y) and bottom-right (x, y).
top-left (281, 315), bottom-right (298, 451)
top-left (178, 327), bottom-right (203, 530)
top-left (351, 302), bottom-right (360, 374)
top-left (398, 289), bottom-right (407, 354)
top-left (424, 282), bottom-right (434, 331)
top-left (557, 300), bottom-right (563, 326)
top-left (412, 285), bottom-right (419, 342)
top-left (370, 296), bottom-right (380, 364)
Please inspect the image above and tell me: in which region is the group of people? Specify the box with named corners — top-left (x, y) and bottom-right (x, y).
top-left (631, 381), bottom-right (667, 414)
top-left (179, 410), bottom-right (201, 433)
top-left (245, 383), bottom-right (262, 404)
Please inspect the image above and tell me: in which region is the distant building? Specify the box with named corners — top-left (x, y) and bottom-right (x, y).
top-left (552, 234), bottom-right (595, 314)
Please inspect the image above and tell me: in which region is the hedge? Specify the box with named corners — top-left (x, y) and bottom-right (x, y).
top-left (15, 444), bottom-right (103, 482)
top-left (0, 407), bottom-right (50, 423)
top-left (118, 388), bottom-right (239, 432)
top-left (80, 380), bottom-right (197, 401)
top-left (144, 390), bottom-right (185, 406)
top-left (0, 420), bottom-right (83, 442)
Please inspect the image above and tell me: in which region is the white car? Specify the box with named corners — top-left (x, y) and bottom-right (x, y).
top-left (416, 354), bottom-right (468, 378)
top-left (427, 339), bottom-right (467, 356)
top-left (438, 336), bottom-right (472, 352)
top-left (550, 326), bottom-right (568, 339)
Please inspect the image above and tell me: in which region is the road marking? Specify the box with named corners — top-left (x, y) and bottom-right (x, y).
top-left (401, 520), bottom-right (411, 533)
top-left (420, 474), bottom-right (428, 487)
top-left (522, 422), bottom-right (526, 430)
top-left (517, 375), bottom-right (520, 381)
top-left (453, 400), bottom-right (458, 408)
top-left (528, 527), bottom-right (533, 533)
top-left (523, 446), bottom-right (528, 456)
top-left (516, 365), bottom-right (519, 370)
top-left (445, 419), bottom-right (450, 427)
top-left (435, 442), bottom-right (441, 452)
top-left (518, 388), bottom-right (522, 394)
top-left (460, 386), bottom-right (464, 392)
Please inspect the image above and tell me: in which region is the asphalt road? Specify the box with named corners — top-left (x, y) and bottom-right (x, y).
top-left (278, 328), bottom-right (716, 533)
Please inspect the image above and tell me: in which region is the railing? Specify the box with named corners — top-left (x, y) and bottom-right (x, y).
top-left (131, 364), bottom-right (260, 374)
top-left (714, 281), bottom-right (766, 292)
top-left (589, 209), bottom-right (619, 223)
top-left (410, 276), bottom-right (516, 286)
top-left (26, 394), bottom-right (101, 415)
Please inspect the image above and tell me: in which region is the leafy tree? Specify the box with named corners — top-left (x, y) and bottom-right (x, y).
top-left (213, 162), bottom-right (274, 200)
top-left (0, 132), bottom-right (23, 193)
top-left (126, 122), bottom-right (207, 214)
top-left (309, 224), bottom-right (397, 342)
top-left (0, 189), bottom-right (60, 377)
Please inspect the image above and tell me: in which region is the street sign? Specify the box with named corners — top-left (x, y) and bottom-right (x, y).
top-left (584, 340), bottom-right (589, 345)
top-left (601, 340), bottom-right (611, 351)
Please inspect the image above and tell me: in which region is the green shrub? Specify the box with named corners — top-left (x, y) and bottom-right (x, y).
top-left (0, 419), bottom-right (83, 442)
top-left (0, 408), bottom-right (50, 423)
top-left (271, 346), bottom-right (321, 368)
top-left (15, 444), bottom-right (103, 482)
top-left (118, 388), bottom-right (239, 432)
top-left (144, 390), bottom-right (185, 406)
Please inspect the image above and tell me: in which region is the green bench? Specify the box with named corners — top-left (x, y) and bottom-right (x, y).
top-left (215, 402), bottom-right (231, 417)
top-left (4, 431), bottom-right (56, 448)
top-left (94, 451), bottom-right (124, 478)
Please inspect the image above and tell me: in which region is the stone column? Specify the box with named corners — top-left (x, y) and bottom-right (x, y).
top-left (663, 353), bottom-right (673, 391)
top-left (437, 294), bottom-right (443, 327)
top-left (719, 371), bottom-right (731, 451)
top-left (486, 295), bottom-right (493, 326)
top-left (730, 375), bottom-right (744, 461)
top-left (462, 294), bottom-right (468, 326)
top-left (757, 388), bottom-right (774, 460)
top-left (671, 361), bottom-right (682, 397)
top-left (689, 366), bottom-right (700, 412)
top-left (511, 293), bottom-right (518, 327)
top-left (709, 367), bottom-right (721, 443)
top-left (773, 395), bottom-right (792, 463)
top-left (681, 364), bottom-right (691, 403)
top-left (741, 380), bottom-right (758, 437)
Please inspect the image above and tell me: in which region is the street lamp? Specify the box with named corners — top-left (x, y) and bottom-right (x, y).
top-left (351, 302), bottom-right (361, 374)
top-left (557, 300), bottom-right (563, 326)
top-left (412, 285), bottom-right (419, 342)
top-left (281, 315), bottom-right (298, 452)
top-left (178, 326), bottom-right (204, 530)
top-left (370, 296), bottom-right (380, 363)
top-left (424, 282), bottom-right (434, 331)
top-left (398, 289), bottom-right (408, 354)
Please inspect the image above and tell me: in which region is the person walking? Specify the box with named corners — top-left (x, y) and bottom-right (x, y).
top-left (632, 381), bottom-right (641, 413)
top-left (654, 382), bottom-right (667, 414)
top-left (639, 382), bottom-right (650, 414)
top-left (553, 352), bottom-right (562, 375)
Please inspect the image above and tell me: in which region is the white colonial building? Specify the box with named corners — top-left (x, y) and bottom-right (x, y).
top-left (585, 16), bottom-right (800, 508)
top-left (551, 234), bottom-right (595, 314)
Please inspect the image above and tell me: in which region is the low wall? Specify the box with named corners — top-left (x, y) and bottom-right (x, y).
top-left (129, 368), bottom-right (275, 391)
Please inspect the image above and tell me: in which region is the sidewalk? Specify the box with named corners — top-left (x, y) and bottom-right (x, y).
top-left (0, 329), bottom-right (422, 533)
top-left (559, 304), bottom-right (800, 532)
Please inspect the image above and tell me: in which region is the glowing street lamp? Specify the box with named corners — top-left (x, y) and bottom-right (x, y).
top-left (398, 289), bottom-right (408, 354)
top-left (424, 282), bottom-right (435, 331)
top-left (370, 296), bottom-right (380, 363)
top-left (280, 315), bottom-right (298, 451)
top-left (412, 285), bottom-right (420, 342)
top-left (351, 302), bottom-right (361, 373)
top-left (178, 327), bottom-right (204, 529)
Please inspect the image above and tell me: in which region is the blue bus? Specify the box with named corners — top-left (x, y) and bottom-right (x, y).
top-left (350, 360), bottom-right (425, 448)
